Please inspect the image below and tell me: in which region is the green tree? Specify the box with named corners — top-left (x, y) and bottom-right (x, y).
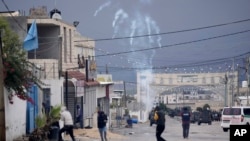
top-left (30, 105), bottom-right (62, 140)
top-left (0, 17), bottom-right (43, 104)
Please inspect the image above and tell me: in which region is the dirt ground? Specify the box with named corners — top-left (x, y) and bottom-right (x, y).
top-left (64, 128), bottom-right (125, 140)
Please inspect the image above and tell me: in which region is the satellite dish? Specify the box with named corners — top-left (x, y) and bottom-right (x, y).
top-left (52, 12), bottom-right (62, 20)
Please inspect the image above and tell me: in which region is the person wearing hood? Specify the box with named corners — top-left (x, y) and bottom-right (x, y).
top-left (58, 106), bottom-right (75, 141)
top-left (97, 111), bottom-right (108, 141)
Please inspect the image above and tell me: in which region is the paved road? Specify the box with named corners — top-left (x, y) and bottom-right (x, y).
top-left (109, 116), bottom-right (229, 141)
top-left (72, 116), bottom-right (229, 141)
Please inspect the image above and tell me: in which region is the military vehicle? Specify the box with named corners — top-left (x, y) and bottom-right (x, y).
top-left (198, 110), bottom-right (212, 125)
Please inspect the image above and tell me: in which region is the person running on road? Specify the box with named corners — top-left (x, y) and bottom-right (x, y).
top-left (181, 107), bottom-right (191, 139)
top-left (58, 106), bottom-right (75, 141)
top-left (154, 106), bottom-right (166, 141)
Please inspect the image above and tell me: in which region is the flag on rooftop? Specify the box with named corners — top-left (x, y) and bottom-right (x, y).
top-left (23, 20), bottom-right (38, 51)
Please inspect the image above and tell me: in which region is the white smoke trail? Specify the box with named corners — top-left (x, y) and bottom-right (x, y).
top-left (145, 16), bottom-right (154, 44)
top-left (150, 19), bottom-right (162, 47)
top-left (94, 0), bottom-right (162, 118)
top-left (130, 20), bottom-right (136, 45)
top-left (112, 9), bottom-right (128, 38)
top-left (94, 1), bottom-right (111, 17)
top-left (126, 12), bottom-right (157, 111)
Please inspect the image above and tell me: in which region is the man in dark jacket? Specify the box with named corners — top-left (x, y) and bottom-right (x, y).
top-left (149, 109), bottom-right (156, 126)
top-left (154, 106), bottom-right (166, 141)
top-left (97, 111), bottom-right (108, 141)
top-left (181, 107), bottom-right (191, 139)
top-left (75, 104), bottom-right (83, 128)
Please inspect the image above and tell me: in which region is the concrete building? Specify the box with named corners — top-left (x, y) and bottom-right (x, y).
top-left (136, 72), bottom-right (238, 121)
top-left (25, 7), bottom-right (101, 130)
top-left (236, 85), bottom-right (250, 106)
top-left (1, 6), bottom-right (110, 139)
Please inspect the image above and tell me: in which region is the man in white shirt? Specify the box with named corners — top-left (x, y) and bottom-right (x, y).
top-left (58, 106), bottom-right (75, 141)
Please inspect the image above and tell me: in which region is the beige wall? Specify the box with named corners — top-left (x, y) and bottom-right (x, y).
top-left (29, 59), bottom-right (59, 79)
top-left (137, 72), bottom-right (237, 111)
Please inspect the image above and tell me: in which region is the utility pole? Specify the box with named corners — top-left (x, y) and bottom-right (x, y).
top-left (224, 73), bottom-right (228, 107)
top-left (247, 56), bottom-right (250, 106)
top-left (0, 29), bottom-right (6, 140)
top-left (105, 64), bottom-right (108, 74)
top-left (123, 81), bottom-right (127, 107)
top-left (237, 66), bottom-right (240, 104)
top-left (231, 58), bottom-right (235, 106)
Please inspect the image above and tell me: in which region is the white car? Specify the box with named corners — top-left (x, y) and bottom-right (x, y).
top-left (220, 106), bottom-right (250, 132)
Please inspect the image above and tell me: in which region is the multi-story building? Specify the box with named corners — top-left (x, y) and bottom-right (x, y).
top-left (26, 7), bottom-right (101, 130)
top-left (1, 6), bottom-right (113, 139)
top-left (136, 72), bottom-right (238, 121)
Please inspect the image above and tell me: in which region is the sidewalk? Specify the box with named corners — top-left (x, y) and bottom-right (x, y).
top-left (63, 127), bottom-right (127, 141)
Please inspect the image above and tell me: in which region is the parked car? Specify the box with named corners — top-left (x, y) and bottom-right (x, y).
top-left (220, 106), bottom-right (250, 132)
top-left (168, 110), bottom-right (176, 118)
top-left (190, 111), bottom-right (200, 123)
top-left (198, 110), bottom-right (212, 125)
top-left (211, 111), bottom-right (221, 121)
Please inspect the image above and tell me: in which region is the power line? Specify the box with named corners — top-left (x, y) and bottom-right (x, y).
top-left (1, 0), bottom-right (69, 39)
top-left (1, 0), bottom-right (27, 32)
top-left (2, 0), bottom-right (249, 71)
top-left (75, 18), bottom-right (250, 42)
top-left (94, 29), bottom-right (250, 57)
top-left (154, 52), bottom-right (249, 69)
top-left (96, 52), bottom-right (249, 71)
top-left (2, 0), bottom-right (249, 61)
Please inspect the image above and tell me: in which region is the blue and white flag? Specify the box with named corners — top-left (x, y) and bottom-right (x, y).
top-left (23, 20), bottom-right (38, 51)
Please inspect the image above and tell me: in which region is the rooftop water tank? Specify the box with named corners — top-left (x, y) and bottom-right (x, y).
top-left (50, 8), bottom-right (62, 20)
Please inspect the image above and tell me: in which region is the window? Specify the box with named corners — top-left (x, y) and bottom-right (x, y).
top-left (211, 77), bottom-right (215, 84)
top-left (160, 78), bottom-right (164, 84)
top-left (202, 77), bottom-right (206, 84)
top-left (169, 78), bottom-right (173, 84)
top-left (177, 75), bottom-right (198, 83)
top-left (243, 108), bottom-right (250, 116)
top-left (223, 108), bottom-right (241, 115)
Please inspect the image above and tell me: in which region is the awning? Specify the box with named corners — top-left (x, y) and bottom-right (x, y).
top-left (99, 82), bottom-right (114, 85)
top-left (63, 71), bottom-right (100, 87)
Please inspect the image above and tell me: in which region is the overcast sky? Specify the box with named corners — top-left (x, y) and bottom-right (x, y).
top-left (1, 0), bottom-right (250, 82)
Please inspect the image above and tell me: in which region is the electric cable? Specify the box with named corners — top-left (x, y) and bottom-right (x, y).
top-left (94, 30), bottom-right (250, 57)
top-left (1, 0), bottom-right (27, 33)
top-left (96, 52), bottom-right (248, 72)
top-left (75, 19), bottom-right (250, 42)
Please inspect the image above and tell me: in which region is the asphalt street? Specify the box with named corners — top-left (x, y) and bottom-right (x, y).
top-left (72, 116), bottom-right (229, 141)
